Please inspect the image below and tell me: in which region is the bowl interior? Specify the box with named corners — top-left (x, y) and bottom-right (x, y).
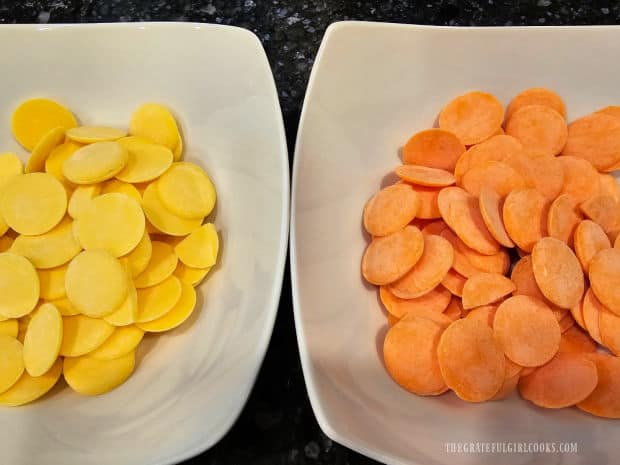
top-left (292, 22), bottom-right (620, 465)
top-left (0, 23), bottom-right (288, 465)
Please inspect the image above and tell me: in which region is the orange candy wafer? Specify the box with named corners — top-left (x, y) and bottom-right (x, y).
top-left (441, 269), bottom-right (467, 297)
top-left (379, 285), bottom-right (451, 319)
top-left (574, 220), bottom-right (611, 271)
top-left (389, 234), bottom-right (453, 299)
top-left (478, 185), bottom-right (515, 248)
top-left (411, 218), bottom-right (434, 231)
top-left (559, 326), bottom-right (597, 355)
top-left (505, 104), bottom-right (567, 157)
top-left (550, 306), bottom-right (570, 323)
top-left (465, 304), bottom-right (497, 327)
top-left (589, 247), bottom-right (620, 316)
top-left (518, 352), bottom-right (598, 408)
top-left (511, 255), bottom-right (551, 303)
top-left (386, 307), bottom-right (453, 329)
top-left (503, 188), bottom-right (549, 253)
top-left (563, 112), bottom-right (620, 170)
top-left (504, 151), bottom-right (565, 201)
top-left (506, 88), bottom-right (566, 120)
top-left (598, 174), bottom-right (620, 201)
top-left (362, 226), bottom-right (424, 285)
top-left (363, 183), bottom-right (420, 236)
top-left (491, 372), bottom-right (520, 401)
top-left (383, 315), bottom-right (448, 396)
top-left (582, 288), bottom-right (604, 345)
top-left (421, 220), bottom-right (449, 236)
top-left (599, 306), bottom-right (620, 355)
top-left (437, 187), bottom-right (501, 255)
top-left (402, 128), bottom-right (465, 172)
top-left (462, 272), bottom-right (515, 310)
top-left (437, 317), bottom-right (505, 402)
top-left (493, 295), bottom-right (561, 367)
top-left (569, 297), bottom-right (587, 330)
top-left (577, 354), bottom-right (620, 418)
top-left (547, 193), bottom-right (583, 246)
top-left (580, 195), bottom-right (619, 234)
top-left (531, 237), bottom-right (584, 309)
top-left (394, 165), bottom-right (455, 187)
top-left (409, 185), bottom-right (442, 219)
top-left (439, 229), bottom-right (479, 278)
top-left (596, 105), bottom-right (620, 120)
top-left (559, 313), bottom-right (575, 333)
top-left (454, 135), bottom-right (523, 183)
top-left (558, 156), bottom-right (601, 204)
top-left (454, 239), bottom-right (510, 275)
top-left (603, 159), bottom-right (620, 173)
top-left (438, 91), bottom-right (504, 146)
top-left (443, 298), bottom-right (462, 321)
top-left (461, 161), bottom-right (526, 198)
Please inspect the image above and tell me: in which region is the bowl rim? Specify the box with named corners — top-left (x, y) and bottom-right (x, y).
top-left (291, 20), bottom-right (394, 464)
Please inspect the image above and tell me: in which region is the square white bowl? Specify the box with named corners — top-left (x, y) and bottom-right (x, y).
top-left (0, 23), bottom-right (288, 465)
top-left (291, 22), bottom-right (620, 465)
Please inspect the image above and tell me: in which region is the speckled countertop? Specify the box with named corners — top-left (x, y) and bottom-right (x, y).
top-left (0, 1), bottom-right (616, 464)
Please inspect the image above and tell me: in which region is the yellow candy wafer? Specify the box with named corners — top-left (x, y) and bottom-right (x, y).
top-left (142, 183), bottom-right (201, 236)
top-left (75, 193), bottom-right (145, 257)
top-left (66, 126), bottom-right (126, 143)
top-left (120, 231), bottom-right (152, 278)
top-left (0, 253), bottom-right (40, 318)
top-left (68, 184), bottom-right (101, 219)
top-left (157, 162), bottom-right (216, 219)
top-left (38, 264), bottom-right (68, 300)
top-left (129, 103), bottom-right (180, 150)
top-left (65, 250), bottom-right (128, 317)
top-left (0, 173), bottom-right (67, 235)
top-left (23, 303), bottom-right (62, 376)
top-left (136, 275), bottom-right (182, 323)
top-left (11, 216), bottom-right (81, 269)
top-left (0, 335), bottom-right (24, 393)
top-left (100, 179), bottom-right (141, 203)
top-left (133, 241), bottom-right (177, 288)
top-left (11, 98), bottom-right (77, 151)
top-left (50, 297), bottom-right (80, 317)
top-left (0, 320), bottom-right (18, 338)
top-left (116, 136), bottom-right (173, 183)
top-left (104, 278), bottom-right (138, 327)
top-left (0, 153), bottom-right (23, 190)
top-left (138, 280), bottom-right (197, 332)
top-left (89, 326), bottom-right (144, 360)
top-left (0, 358), bottom-right (62, 406)
top-left (59, 314), bottom-right (114, 357)
top-left (25, 126), bottom-right (65, 173)
top-left (45, 141), bottom-right (81, 189)
top-left (63, 351), bottom-right (135, 396)
top-left (173, 262), bottom-right (212, 287)
top-left (63, 141), bottom-right (128, 184)
top-left (174, 223), bottom-right (219, 269)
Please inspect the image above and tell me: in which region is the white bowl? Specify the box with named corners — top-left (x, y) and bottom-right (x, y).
top-left (291, 22), bottom-right (620, 465)
top-left (0, 23), bottom-right (288, 465)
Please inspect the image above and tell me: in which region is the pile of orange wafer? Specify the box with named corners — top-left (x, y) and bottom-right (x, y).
top-left (362, 88), bottom-right (620, 418)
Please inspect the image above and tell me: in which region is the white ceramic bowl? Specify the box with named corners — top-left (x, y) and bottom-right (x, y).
top-left (291, 22), bottom-right (620, 465)
top-left (0, 23), bottom-right (288, 465)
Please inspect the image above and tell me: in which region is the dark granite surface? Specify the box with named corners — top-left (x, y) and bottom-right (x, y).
top-left (0, 1), bottom-right (617, 464)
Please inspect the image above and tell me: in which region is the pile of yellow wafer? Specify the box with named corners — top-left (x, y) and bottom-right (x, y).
top-left (0, 98), bottom-right (219, 405)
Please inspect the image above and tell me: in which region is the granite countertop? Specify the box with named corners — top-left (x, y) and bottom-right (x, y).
top-left (1, 1), bottom-right (617, 464)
